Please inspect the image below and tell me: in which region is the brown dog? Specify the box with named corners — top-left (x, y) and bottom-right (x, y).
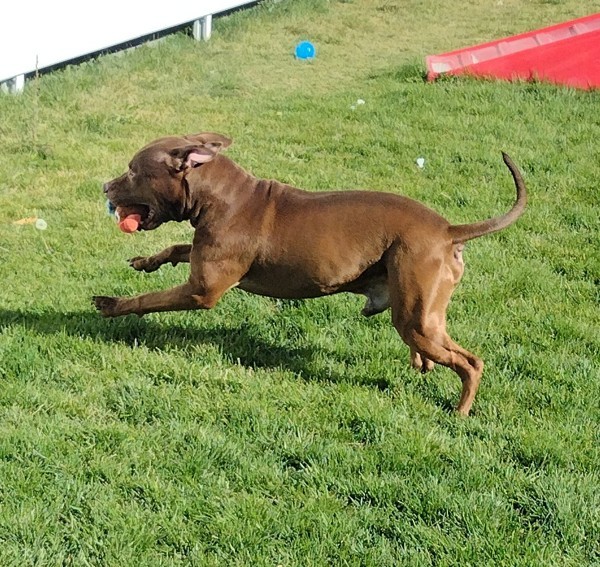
top-left (94, 132), bottom-right (526, 415)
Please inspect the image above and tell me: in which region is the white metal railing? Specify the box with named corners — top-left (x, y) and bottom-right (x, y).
top-left (0, 0), bottom-right (256, 92)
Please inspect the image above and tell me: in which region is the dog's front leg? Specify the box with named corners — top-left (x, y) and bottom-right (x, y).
top-left (129, 244), bottom-right (192, 273)
top-left (93, 283), bottom-right (199, 317)
top-left (93, 267), bottom-right (240, 318)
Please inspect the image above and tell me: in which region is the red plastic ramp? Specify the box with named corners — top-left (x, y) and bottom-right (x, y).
top-left (426, 13), bottom-right (600, 90)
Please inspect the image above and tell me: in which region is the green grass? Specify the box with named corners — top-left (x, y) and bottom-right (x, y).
top-left (1, 0), bottom-right (600, 564)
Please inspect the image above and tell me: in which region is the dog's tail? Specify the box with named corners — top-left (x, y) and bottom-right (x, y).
top-left (449, 152), bottom-right (527, 244)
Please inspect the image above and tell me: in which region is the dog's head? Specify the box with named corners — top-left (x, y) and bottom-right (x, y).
top-left (103, 132), bottom-right (232, 230)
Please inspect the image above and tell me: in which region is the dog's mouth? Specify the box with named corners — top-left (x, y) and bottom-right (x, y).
top-left (111, 203), bottom-right (154, 231)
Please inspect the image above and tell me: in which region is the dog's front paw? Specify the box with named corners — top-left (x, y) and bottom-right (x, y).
top-left (92, 296), bottom-right (122, 317)
top-left (129, 256), bottom-right (161, 273)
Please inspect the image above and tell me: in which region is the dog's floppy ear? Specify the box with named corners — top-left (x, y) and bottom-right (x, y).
top-left (167, 142), bottom-right (226, 172)
top-left (185, 132), bottom-right (233, 150)
top-left (167, 133), bottom-right (232, 172)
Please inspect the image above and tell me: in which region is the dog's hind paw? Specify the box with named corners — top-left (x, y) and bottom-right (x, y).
top-left (410, 351), bottom-right (435, 373)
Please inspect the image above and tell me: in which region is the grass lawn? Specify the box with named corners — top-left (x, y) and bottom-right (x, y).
top-left (1, 0), bottom-right (599, 564)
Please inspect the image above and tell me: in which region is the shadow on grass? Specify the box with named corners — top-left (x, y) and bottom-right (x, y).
top-left (0, 308), bottom-right (395, 391)
top-left (367, 62), bottom-right (429, 83)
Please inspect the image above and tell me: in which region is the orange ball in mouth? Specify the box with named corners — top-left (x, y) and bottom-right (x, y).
top-left (118, 214), bottom-right (141, 233)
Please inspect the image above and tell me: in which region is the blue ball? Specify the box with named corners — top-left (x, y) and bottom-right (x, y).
top-left (295, 41), bottom-right (316, 60)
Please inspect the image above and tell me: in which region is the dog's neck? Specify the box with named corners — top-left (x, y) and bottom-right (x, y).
top-left (183, 155), bottom-right (267, 229)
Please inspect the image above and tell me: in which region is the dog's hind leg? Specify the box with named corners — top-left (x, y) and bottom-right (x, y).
top-left (129, 244), bottom-right (192, 272)
top-left (410, 348), bottom-right (435, 373)
top-left (401, 327), bottom-right (483, 415)
top-left (387, 244), bottom-right (483, 415)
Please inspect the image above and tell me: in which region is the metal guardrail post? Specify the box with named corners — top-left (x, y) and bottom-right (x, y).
top-left (193, 14), bottom-right (213, 41)
top-left (1, 74), bottom-right (25, 94)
